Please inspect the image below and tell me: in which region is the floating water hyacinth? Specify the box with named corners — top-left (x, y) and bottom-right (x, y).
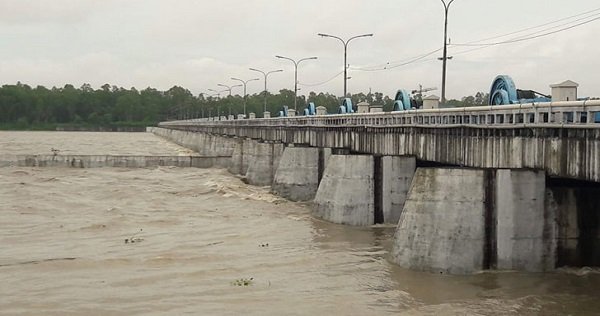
top-left (231, 278), bottom-right (254, 286)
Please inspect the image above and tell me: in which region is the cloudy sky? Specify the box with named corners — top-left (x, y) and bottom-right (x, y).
top-left (0, 0), bottom-right (599, 100)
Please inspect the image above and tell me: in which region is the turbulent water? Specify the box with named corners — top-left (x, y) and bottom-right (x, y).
top-left (1, 131), bottom-right (599, 315)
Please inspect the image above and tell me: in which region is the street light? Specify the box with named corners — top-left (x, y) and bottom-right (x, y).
top-left (318, 33), bottom-right (373, 98)
top-left (439, 0), bottom-right (455, 106)
top-left (275, 55), bottom-right (317, 111)
top-left (206, 92), bottom-right (220, 119)
top-left (217, 83), bottom-right (242, 116)
top-left (208, 88), bottom-right (228, 119)
top-left (216, 83), bottom-right (242, 97)
top-left (198, 92), bottom-right (206, 119)
top-left (207, 88), bottom-right (221, 99)
top-left (231, 77), bottom-right (260, 117)
top-left (249, 68), bottom-right (283, 115)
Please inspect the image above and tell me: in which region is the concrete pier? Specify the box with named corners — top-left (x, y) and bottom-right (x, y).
top-left (228, 138), bottom-right (257, 176)
top-left (495, 170), bottom-right (555, 271)
top-left (381, 156), bottom-right (416, 224)
top-left (244, 141), bottom-right (284, 186)
top-left (228, 138), bottom-right (244, 175)
top-left (391, 168), bottom-right (557, 274)
top-left (391, 168), bottom-right (487, 274)
top-left (313, 155), bottom-right (374, 226)
top-left (272, 147), bottom-right (320, 201)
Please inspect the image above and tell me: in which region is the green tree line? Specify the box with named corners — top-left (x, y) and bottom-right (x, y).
top-left (0, 82), bottom-right (487, 130)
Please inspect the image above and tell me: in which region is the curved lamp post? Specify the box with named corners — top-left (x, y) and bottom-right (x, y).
top-left (217, 83), bottom-right (242, 116)
top-left (207, 91), bottom-right (221, 119)
top-left (275, 55), bottom-right (317, 111)
top-left (216, 83), bottom-right (242, 97)
top-left (318, 33), bottom-right (373, 98)
top-left (208, 88), bottom-right (228, 119)
top-left (231, 77), bottom-right (259, 117)
top-left (249, 68), bottom-right (283, 114)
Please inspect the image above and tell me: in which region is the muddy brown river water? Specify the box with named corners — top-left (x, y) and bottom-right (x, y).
top-left (1, 131), bottom-right (599, 315)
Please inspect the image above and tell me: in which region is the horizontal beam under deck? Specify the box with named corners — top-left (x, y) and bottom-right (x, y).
top-left (157, 125), bottom-right (600, 183)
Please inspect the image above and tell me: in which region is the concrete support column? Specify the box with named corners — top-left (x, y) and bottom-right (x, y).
top-left (495, 170), bottom-right (555, 271)
top-left (241, 138), bottom-right (254, 175)
top-left (380, 156), bottom-right (416, 224)
top-left (313, 155), bottom-right (374, 226)
top-left (318, 148), bottom-right (332, 184)
top-left (244, 141), bottom-right (284, 186)
top-left (228, 138), bottom-right (245, 175)
top-left (391, 168), bottom-right (487, 274)
top-left (272, 147), bottom-right (320, 201)
top-left (230, 138), bottom-right (263, 176)
top-left (391, 167), bottom-right (555, 274)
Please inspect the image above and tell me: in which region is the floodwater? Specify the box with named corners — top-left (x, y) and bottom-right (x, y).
top-left (0, 131), bottom-right (198, 156)
top-left (1, 132), bottom-right (600, 315)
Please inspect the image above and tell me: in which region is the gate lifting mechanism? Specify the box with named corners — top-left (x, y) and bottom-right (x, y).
top-left (281, 75), bottom-right (598, 121)
top-left (304, 102), bottom-right (316, 116)
top-left (279, 105), bottom-right (289, 117)
top-left (488, 75), bottom-right (599, 122)
top-left (488, 75), bottom-right (551, 105)
top-left (392, 86), bottom-right (437, 111)
top-left (393, 90), bottom-right (414, 111)
top-left (338, 98), bottom-right (354, 114)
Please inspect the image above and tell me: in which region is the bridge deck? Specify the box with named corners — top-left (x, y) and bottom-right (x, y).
top-left (158, 100), bottom-right (600, 182)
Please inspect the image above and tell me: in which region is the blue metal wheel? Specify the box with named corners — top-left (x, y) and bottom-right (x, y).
top-left (393, 90), bottom-right (411, 110)
top-left (489, 75), bottom-right (518, 105)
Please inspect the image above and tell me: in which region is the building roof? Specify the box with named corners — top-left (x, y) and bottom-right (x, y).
top-left (423, 95), bottom-right (440, 100)
top-left (550, 80), bottom-right (579, 88)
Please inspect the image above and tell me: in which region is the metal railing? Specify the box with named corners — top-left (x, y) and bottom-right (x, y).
top-left (159, 100), bottom-right (600, 129)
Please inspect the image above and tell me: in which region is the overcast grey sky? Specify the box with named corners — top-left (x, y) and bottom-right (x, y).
top-left (0, 0), bottom-right (598, 100)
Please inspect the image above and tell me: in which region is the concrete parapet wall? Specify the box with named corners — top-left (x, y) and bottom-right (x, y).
top-left (272, 147), bottom-right (320, 201)
top-left (313, 155), bottom-right (374, 226)
top-left (391, 168), bottom-right (487, 274)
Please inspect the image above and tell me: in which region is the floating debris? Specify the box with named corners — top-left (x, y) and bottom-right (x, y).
top-left (259, 243), bottom-right (269, 248)
top-left (232, 277), bottom-right (254, 286)
top-left (124, 229), bottom-right (144, 244)
top-left (201, 241), bottom-right (224, 247)
top-left (124, 237), bottom-right (144, 244)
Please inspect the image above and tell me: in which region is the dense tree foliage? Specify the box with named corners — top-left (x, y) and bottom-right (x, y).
top-left (0, 82), bottom-right (486, 130)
